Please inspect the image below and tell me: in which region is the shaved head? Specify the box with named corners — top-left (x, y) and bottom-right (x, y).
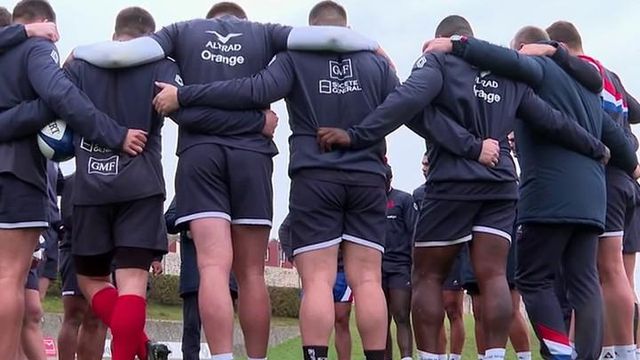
top-left (0, 7), bottom-right (11, 26)
top-left (435, 15), bottom-right (473, 37)
top-left (546, 21), bottom-right (583, 53)
top-left (511, 26), bottom-right (549, 50)
top-left (309, 1), bottom-right (347, 26)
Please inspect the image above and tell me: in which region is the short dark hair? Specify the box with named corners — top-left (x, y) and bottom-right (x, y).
top-left (512, 26), bottom-right (550, 49)
top-left (12, 0), bottom-right (55, 23)
top-left (114, 7), bottom-right (155, 38)
top-left (206, 2), bottom-right (247, 20)
top-left (546, 21), bottom-right (583, 51)
top-left (435, 15), bottom-right (473, 37)
top-left (308, 1), bottom-right (347, 26)
top-left (0, 7), bottom-right (11, 27)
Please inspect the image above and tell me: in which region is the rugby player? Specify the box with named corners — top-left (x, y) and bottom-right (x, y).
top-left (0, 1), bottom-right (145, 355)
top-left (546, 21), bottom-right (640, 360)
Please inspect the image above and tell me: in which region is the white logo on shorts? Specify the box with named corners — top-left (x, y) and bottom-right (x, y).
top-left (88, 156), bottom-right (119, 176)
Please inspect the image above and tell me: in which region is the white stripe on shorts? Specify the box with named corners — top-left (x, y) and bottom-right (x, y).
top-left (472, 226), bottom-right (512, 242)
top-left (175, 212), bottom-right (231, 226)
top-left (414, 234), bottom-right (472, 248)
top-left (340, 286), bottom-right (353, 302)
top-left (0, 221), bottom-right (49, 229)
top-left (293, 237), bottom-right (342, 256)
top-left (231, 218), bottom-right (273, 227)
top-left (600, 231), bottom-right (624, 238)
top-left (61, 290), bottom-right (77, 297)
top-left (342, 234), bottom-right (385, 253)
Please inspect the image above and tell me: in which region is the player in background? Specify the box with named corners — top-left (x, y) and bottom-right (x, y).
top-left (72, 2), bottom-right (385, 358)
top-left (546, 21), bottom-right (640, 360)
top-left (317, 14), bottom-right (626, 360)
top-left (56, 174), bottom-right (107, 360)
top-left (37, 161), bottom-right (61, 299)
top-left (0, 7), bottom-right (10, 26)
top-left (0, 1), bottom-right (145, 356)
top-left (423, 24), bottom-right (640, 359)
top-left (383, 165), bottom-right (417, 360)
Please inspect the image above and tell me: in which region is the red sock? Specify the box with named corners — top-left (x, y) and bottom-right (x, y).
top-left (90, 286), bottom-right (118, 326)
top-left (110, 295), bottom-right (147, 360)
top-left (137, 331), bottom-right (149, 359)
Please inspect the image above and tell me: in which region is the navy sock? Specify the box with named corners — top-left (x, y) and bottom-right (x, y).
top-left (364, 349), bottom-right (386, 360)
top-left (302, 346), bottom-right (328, 360)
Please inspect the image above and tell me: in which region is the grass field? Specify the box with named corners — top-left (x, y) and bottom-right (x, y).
top-left (262, 314), bottom-right (544, 360)
top-left (43, 295), bottom-right (544, 359)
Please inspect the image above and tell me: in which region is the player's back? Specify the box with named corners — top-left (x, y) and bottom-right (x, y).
top-left (0, 38), bottom-right (58, 192)
top-left (160, 16), bottom-right (288, 156)
top-left (65, 59), bottom-right (169, 205)
top-left (423, 53), bottom-right (529, 196)
top-left (516, 57), bottom-right (606, 226)
top-left (157, 17), bottom-right (287, 84)
top-left (283, 50), bottom-right (397, 178)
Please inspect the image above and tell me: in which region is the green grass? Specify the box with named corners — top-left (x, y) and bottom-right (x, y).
top-left (260, 314), bottom-right (544, 360)
top-left (43, 295), bottom-right (184, 321)
top-left (44, 295), bottom-right (544, 359)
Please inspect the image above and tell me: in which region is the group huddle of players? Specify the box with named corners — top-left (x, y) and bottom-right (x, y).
top-left (0, 0), bottom-right (639, 360)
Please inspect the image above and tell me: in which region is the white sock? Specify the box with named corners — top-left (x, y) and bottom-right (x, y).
top-left (438, 355), bottom-right (448, 360)
top-left (401, 358), bottom-right (413, 360)
top-left (417, 350), bottom-right (440, 360)
top-left (636, 348), bottom-right (640, 360)
top-left (601, 346), bottom-right (616, 359)
top-left (485, 348), bottom-right (506, 360)
top-left (516, 351), bottom-right (532, 360)
top-left (478, 354), bottom-right (485, 360)
top-left (616, 345), bottom-right (637, 360)
top-left (449, 354), bottom-right (462, 360)
top-left (212, 354), bottom-right (234, 360)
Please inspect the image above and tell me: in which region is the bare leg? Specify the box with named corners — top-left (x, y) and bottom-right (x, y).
top-left (191, 218), bottom-right (234, 355)
top-left (0, 229), bottom-right (40, 356)
top-left (20, 289), bottom-right (46, 360)
top-left (443, 289), bottom-right (465, 355)
top-left (334, 302), bottom-right (352, 360)
top-left (231, 225), bottom-right (271, 358)
top-left (296, 245), bottom-right (339, 346)
top-left (343, 242), bottom-right (387, 350)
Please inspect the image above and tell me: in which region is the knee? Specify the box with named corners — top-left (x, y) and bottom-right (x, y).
top-left (335, 312), bottom-right (351, 329)
top-left (392, 309), bottom-right (411, 325)
top-left (63, 310), bottom-right (84, 328)
top-left (24, 301), bottom-right (44, 324)
top-left (444, 304), bottom-right (463, 320)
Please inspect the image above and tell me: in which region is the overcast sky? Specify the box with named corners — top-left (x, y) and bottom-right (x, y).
top-left (6, 0), bottom-right (640, 238)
